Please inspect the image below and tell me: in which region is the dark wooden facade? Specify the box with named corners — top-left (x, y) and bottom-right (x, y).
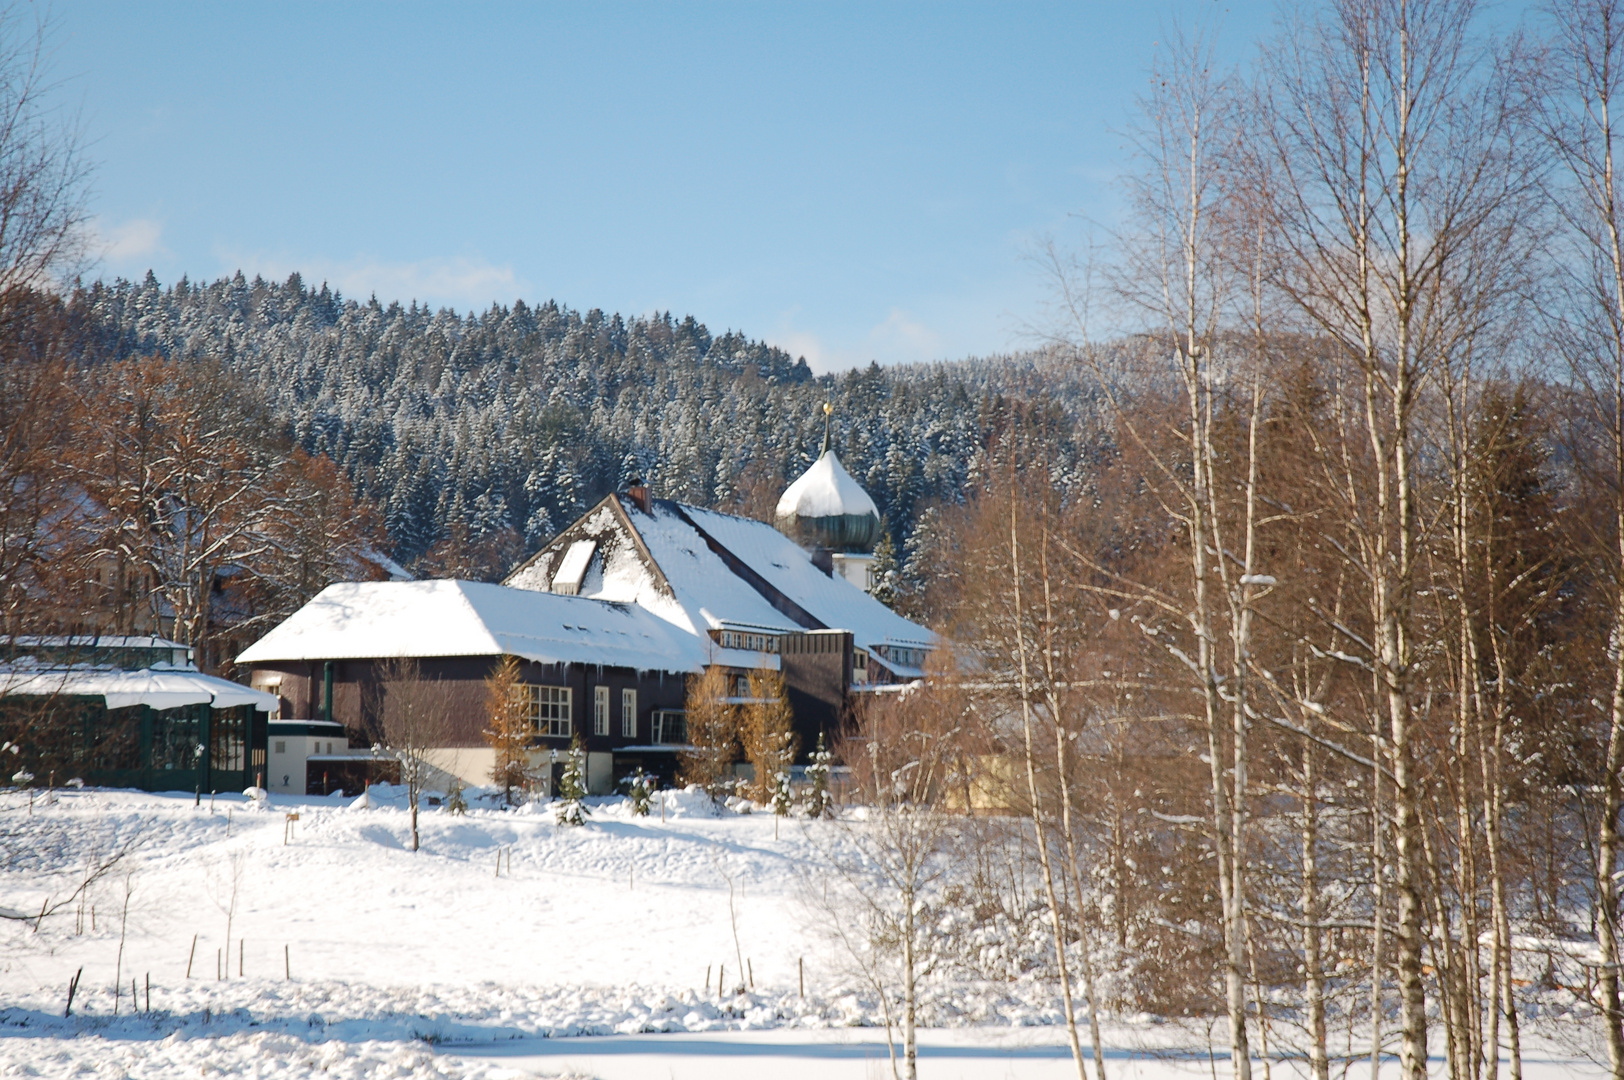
top-left (249, 654), bottom-right (693, 783)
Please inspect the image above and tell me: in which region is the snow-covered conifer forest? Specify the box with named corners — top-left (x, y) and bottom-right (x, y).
top-left (64, 271), bottom-right (1101, 580)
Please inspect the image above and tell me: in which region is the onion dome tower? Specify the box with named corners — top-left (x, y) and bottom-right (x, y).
top-left (776, 403), bottom-right (882, 590)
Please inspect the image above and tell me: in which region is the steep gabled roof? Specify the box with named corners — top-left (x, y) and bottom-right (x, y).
top-left (504, 495), bottom-right (934, 666)
top-left (237, 579), bottom-right (706, 673)
top-left (680, 506), bottom-right (933, 654)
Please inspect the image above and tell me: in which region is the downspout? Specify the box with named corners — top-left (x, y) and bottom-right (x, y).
top-left (323, 662), bottom-right (334, 726)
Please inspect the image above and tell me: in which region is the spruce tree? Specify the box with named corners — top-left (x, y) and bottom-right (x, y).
top-left (805, 732), bottom-right (834, 819)
top-left (624, 767), bottom-right (654, 816)
top-left (555, 733), bottom-right (589, 826)
top-left (770, 770), bottom-right (793, 817)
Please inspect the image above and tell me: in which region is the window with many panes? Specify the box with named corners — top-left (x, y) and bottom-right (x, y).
top-left (525, 685), bottom-right (572, 737)
top-left (594, 686), bottom-right (610, 736)
top-left (621, 688), bottom-right (637, 737)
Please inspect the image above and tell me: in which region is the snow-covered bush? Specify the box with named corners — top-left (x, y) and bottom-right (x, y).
top-left (770, 770), bottom-right (793, 817)
top-left (554, 735), bottom-right (589, 826)
top-left (623, 768), bottom-right (654, 816)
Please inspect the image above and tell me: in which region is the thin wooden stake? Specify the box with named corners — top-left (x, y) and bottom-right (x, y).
top-left (239, 937), bottom-right (244, 977)
top-left (64, 967), bottom-right (81, 1017)
top-left (132, 977), bottom-right (138, 1012)
top-left (747, 958), bottom-right (754, 989)
top-left (285, 944), bottom-right (291, 981)
top-left (186, 934), bottom-right (197, 978)
top-left (704, 964), bottom-right (710, 993)
top-left (718, 963), bottom-right (725, 997)
top-left (145, 972), bottom-right (150, 1013)
top-left (799, 956), bottom-right (804, 998)
top-left (216, 947), bottom-right (221, 981)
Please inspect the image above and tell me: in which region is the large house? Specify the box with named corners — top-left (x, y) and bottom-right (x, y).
top-left (236, 448), bottom-right (934, 797)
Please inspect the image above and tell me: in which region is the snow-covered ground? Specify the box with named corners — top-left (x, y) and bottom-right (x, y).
top-left (0, 786), bottom-right (1606, 1078)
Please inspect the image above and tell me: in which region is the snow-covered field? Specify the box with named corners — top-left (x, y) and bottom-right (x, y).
top-left (0, 787), bottom-right (1606, 1078)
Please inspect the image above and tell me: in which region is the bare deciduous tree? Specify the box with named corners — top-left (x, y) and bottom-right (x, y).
top-left (372, 657), bottom-right (454, 852)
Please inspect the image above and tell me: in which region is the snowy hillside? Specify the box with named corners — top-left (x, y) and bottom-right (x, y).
top-left (0, 787), bottom-right (1606, 1079)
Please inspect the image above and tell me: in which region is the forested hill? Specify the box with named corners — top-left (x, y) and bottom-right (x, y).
top-left (66, 272), bottom-right (1099, 579)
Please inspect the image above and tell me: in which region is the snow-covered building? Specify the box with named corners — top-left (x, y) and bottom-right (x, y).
top-left (0, 635), bottom-right (279, 794)
top-left (236, 450), bottom-right (934, 794)
top-left (237, 580), bottom-right (703, 795)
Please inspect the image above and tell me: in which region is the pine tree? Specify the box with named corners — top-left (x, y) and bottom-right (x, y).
top-left (445, 777), bottom-right (468, 815)
top-left (555, 733), bottom-right (589, 826)
top-left (483, 655), bottom-right (531, 806)
top-left (805, 732), bottom-right (834, 819)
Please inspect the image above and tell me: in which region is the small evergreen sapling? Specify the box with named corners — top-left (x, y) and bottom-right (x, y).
top-left (555, 734), bottom-right (589, 826)
top-left (806, 732), bottom-right (834, 819)
top-left (445, 777), bottom-right (468, 815)
top-left (624, 768), bottom-right (654, 816)
top-left (770, 770), bottom-right (793, 817)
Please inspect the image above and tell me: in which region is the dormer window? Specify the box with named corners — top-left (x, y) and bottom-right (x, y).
top-left (551, 540), bottom-right (597, 596)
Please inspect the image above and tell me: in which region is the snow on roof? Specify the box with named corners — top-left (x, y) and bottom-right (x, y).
top-left (600, 503), bottom-right (802, 637)
top-left (1, 635), bottom-right (188, 650)
top-left (775, 450), bottom-right (879, 521)
top-left (0, 666), bottom-right (280, 711)
top-left (551, 539), bottom-right (597, 594)
top-left (235, 579), bottom-right (707, 673)
top-left (681, 506), bottom-right (935, 654)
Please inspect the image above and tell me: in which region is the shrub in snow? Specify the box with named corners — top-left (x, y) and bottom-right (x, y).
top-left (445, 777), bottom-right (468, 815)
top-left (805, 733), bottom-right (833, 819)
top-left (770, 770), bottom-right (793, 817)
top-left (555, 734), bottom-right (589, 826)
top-left (623, 768), bottom-right (654, 816)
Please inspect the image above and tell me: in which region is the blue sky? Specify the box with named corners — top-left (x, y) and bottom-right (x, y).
top-left (63, 2), bottom-right (1274, 371)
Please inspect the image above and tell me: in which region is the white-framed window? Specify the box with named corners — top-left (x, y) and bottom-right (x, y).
top-left (621, 688), bottom-right (637, 737)
top-left (525, 685), bottom-right (572, 737)
top-left (651, 709), bottom-right (687, 745)
top-left (594, 686), bottom-right (610, 736)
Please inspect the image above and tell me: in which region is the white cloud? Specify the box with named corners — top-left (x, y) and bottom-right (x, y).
top-left (218, 251), bottom-right (525, 311)
top-left (90, 217), bottom-right (165, 264)
top-left (773, 329), bottom-right (832, 372)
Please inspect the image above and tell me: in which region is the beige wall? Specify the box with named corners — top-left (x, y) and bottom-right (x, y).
top-left (422, 746), bottom-right (496, 792)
